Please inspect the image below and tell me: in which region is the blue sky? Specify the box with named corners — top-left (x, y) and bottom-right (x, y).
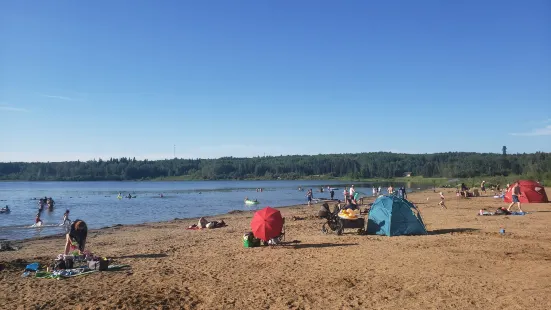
top-left (1, 0), bottom-right (550, 162)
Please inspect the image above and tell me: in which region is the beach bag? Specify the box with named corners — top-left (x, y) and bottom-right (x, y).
top-left (243, 232), bottom-right (260, 248)
top-left (64, 256), bottom-right (74, 269)
top-left (89, 258), bottom-right (109, 271)
top-left (54, 259), bottom-right (66, 270)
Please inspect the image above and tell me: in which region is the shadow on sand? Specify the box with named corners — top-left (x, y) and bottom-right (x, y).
top-left (290, 243), bottom-right (358, 249)
top-left (429, 228), bottom-right (479, 235)
top-left (113, 253), bottom-right (168, 259)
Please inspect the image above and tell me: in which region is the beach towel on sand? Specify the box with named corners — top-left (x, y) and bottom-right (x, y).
top-left (35, 264), bottom-right (130, 279)
top-left (478, 211), bottom-right (527, 216)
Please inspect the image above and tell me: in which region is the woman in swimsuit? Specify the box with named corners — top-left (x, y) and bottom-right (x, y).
top-left (64, 220), bottom-right (88, 255)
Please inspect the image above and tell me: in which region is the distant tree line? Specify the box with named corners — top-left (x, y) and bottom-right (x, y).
top-left (0, 152), bottom-right (550, 182)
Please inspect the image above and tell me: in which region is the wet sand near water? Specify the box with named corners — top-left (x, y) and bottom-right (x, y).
top-left (1, 188), bottom-right (551, 309)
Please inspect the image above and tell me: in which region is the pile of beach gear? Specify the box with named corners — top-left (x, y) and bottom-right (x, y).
top-left (21, 252), bottom-right (129, 279)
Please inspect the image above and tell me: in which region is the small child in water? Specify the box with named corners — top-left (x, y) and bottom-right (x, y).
top-left (62, 209), bottom-right (71, 225)
top-left (438, 192), bottom-right (447, 209)
top-left (35, 213), bottom-right (43, 226)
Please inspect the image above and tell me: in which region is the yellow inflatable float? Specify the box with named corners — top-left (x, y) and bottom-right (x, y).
top-left (338, 208), bottom-right (360, 220)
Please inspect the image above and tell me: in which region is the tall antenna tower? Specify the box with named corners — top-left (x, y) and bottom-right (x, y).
top-left (174, 144), bottom-right (176, 158)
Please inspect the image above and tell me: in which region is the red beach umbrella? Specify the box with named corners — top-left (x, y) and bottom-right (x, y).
top-left (250, 207), bottom-right (283, 241)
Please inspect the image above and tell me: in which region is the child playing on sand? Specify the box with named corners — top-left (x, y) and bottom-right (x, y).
top-left (438, 192), bottom-right (447, 209)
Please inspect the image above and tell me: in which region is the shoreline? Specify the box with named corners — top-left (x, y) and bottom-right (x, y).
top-left (1, 184), bottom-right (431, 242)
top-left (4, 197), bottom-right (375, 244)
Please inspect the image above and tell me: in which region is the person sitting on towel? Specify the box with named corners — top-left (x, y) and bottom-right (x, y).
top-left (64, 220), bottom-right (88, 255)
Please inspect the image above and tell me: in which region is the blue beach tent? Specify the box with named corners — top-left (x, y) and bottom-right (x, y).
top-left (366, 195), bottom-right (427, 236)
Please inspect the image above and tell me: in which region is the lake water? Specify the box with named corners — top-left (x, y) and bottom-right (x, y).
top-left (0, 180), bottom-right (425, 241)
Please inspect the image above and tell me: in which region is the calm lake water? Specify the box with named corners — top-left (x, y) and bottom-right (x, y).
top-left (0, 180), bottom-right (426, 240)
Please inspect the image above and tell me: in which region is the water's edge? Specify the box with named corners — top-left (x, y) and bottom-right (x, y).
top-left (3, 189), bottom-right (428, 244)
top-left (2, 201), bottom-right (315, 243)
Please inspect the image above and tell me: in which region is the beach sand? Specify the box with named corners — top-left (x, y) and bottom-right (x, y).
top-left (1, 189), bottom-right (551, 309)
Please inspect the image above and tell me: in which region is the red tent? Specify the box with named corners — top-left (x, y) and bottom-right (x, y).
top-left (250, 207), bottom-right (283, 241)
top-left (504, 180), bottom-right (549, 203)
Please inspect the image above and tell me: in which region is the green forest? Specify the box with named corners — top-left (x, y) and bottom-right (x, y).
top-left (0, 152), bottom-right (550, 183)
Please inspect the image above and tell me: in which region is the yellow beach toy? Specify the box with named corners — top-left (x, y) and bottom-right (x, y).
top-left (338, 208), bottom-right (360, 220)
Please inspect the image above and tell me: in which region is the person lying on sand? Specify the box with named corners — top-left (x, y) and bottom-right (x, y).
top-left (188, 217), bottom-right (227, 230)
top-left (494, 207), bottom-right (511, 215)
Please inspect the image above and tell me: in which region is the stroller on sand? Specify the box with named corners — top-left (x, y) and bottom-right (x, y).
top-left (318, 202), bottom-right (366, 235)
top-left (318, 203), bottom-right (345, 235)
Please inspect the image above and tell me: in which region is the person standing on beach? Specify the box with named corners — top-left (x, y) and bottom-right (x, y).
top-left (507, 182), bottom-right (523, 212)
top-left (330, 188), bottom-right (335, 200)
top-left (349, 185), bottom-right (355, 199)
top-left (306, 189), bottom-right (313, 206)
top-left (438, 192), bottom-right (447, 209)
top-left (480, 181), bottom-right (486, 195)
top-left (343, 187), bottom-right (349, 202)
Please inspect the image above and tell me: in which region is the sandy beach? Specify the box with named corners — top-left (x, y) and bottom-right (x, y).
top-left (1, 188), bottom-right (551, 309)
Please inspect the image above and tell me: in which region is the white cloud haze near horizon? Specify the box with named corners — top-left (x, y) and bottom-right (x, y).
top-left (511, 125), bottom-right (551, 137)
top-left (0, 104), bottom-right (30, 113)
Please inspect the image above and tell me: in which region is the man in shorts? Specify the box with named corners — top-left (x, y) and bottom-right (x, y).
top-left (507, 182), bottom-right (523, 212)
top-left (438, 192), bottom-right (447, 209)
top-left (480, 181), bottom-right (486, 195)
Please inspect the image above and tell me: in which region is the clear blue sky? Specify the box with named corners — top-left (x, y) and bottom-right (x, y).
top-left (1, 0), bottom-right (550, 162)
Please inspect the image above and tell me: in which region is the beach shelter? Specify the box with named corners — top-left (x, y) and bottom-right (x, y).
top-left (366, 195), bottom-right (427, 236)
top-left (504, 180), bottom-right (549, 203)
top-left (251, 207), bottom-right (283, 241)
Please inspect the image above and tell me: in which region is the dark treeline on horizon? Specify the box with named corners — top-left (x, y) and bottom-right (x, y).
top-left (0, 152), bottom-right (550, 181)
